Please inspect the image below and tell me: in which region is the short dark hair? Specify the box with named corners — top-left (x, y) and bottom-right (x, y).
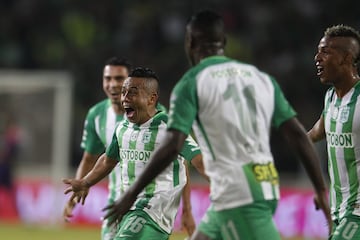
top-left (324, 25), bottom-right (360, 65)
top-left (188, 10), bottom-right (225, 43)
top-left (129, 67), bottom-right (159, 95)
top-left (129, 67), bottom-right (159, 81)
top-left (105, 57), bottom-right (132, 72)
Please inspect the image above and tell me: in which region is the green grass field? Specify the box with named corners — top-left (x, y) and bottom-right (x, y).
top-left (0, 222), bottom-right (187, 240)
top-left (0, 222), bottom-right (321, 240)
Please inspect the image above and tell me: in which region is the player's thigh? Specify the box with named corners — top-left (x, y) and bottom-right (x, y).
top-left (331, 215), bottom-right (360, 240)
top-left (114, 210), bottom-right (169, 240)
top-left (218, 200), bottom-right (280, 240)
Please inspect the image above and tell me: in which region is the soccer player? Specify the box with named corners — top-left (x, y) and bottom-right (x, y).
top-left (63, 67), bottom-right (203, 239)
top-left (308, 25), bottom-right (360, 240)
top-left (62, 58), bottom-right (199, 239)
top-left (102, 10), bottom-right (332, 240)
top-left (62, 57), bottom-right (131, 239)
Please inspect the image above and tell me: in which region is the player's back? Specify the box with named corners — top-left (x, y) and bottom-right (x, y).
top-left (192, 56), bottom-right (281, 210)
top-left (195, 58), bottom-right (274, 161)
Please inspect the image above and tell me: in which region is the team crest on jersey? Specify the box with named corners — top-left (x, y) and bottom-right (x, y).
top-left (339, 106), bottom-right (350, 123)
top-left (130, 131), bottom-right (139, 141)
top-left (142, 130), bottom-right (152, 144)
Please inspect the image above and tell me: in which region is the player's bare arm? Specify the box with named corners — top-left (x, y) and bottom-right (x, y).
top-left (190, 154), bottom-right (209, 182)
top-left (181, 161), bottom-right (196, 236)
top-left (279, 117), bottom-right (332, 234)
top-left (308, 115), bottom-right (326, 142)
top-left (75, 152), bottom-right (100, 179)
top-left (63, 153), bottom-right (117, 205)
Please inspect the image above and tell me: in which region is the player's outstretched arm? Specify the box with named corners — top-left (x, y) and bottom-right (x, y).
top-left (63, 154), bottom-right (117, 205)
top-left (75, 152), bottom-right (100, 179)
top-left (279, 117), bottom-right (332, 235)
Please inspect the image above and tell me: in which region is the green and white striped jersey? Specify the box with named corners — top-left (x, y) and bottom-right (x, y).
top-left (80, 99), bottom-right (124, 204)
top-left (168, 56), bottom-right (296, 211)
top-left (106, 111), bottom-right (201, 233)
top-left (80, 99), bottom-right (169, 205)
top-left (323, 82), bottom-right (360, 220)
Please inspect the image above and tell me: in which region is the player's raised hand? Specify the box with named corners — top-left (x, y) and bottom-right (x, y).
top-left (102, 190), bottom-right (137, 226)
top-left (62, 178), bottom-right (89, 205)
top-left (314, 191), bottom-right (332, 236)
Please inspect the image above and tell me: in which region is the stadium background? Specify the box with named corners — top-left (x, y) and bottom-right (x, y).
top-left (1, 0), bottom-right (360, 239)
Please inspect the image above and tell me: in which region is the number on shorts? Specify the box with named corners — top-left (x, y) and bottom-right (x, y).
top-left (221, 220), bottom-right (240, 240)
top-left (124, 216), bottom-right (147, 233)
top-left (335, 218), bottom-right (359, 240)
top-left (342, 220), bottom-right (358, 240)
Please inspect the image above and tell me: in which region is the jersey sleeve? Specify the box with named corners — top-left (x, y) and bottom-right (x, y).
top-left (105, 129), bottom-right (120, 161)
top-left (80, 110), bottom-right (106, 155)
top-left (179, 135), bottom-right (201, 164)
top-left (167, 72), bottom-right (198, 135)
top-left (270, 77), bottom-right (297, 128)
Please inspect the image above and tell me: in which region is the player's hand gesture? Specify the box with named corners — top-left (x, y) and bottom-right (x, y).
top-left (314, 191), bottom-right (332, 236)
top-left (102, 189), bottom-right (137, 226)
top-left (63, 178), bottom-right (90, 205)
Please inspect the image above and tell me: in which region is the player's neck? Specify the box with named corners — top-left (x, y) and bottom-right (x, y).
top-left (137, 107), bottom-right (157, 125)
top-left (196, 49), bottom-right (224, 64)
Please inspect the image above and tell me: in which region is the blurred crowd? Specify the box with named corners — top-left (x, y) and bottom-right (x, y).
top-left (1, 0), bottom-right (359, 174)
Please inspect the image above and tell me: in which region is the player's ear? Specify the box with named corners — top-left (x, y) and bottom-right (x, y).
top-left (149, 93), bottom-right (158, 105)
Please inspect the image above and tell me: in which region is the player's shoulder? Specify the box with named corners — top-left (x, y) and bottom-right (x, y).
top-left (184, 56), bottom-right (265, 79)
top-left (152, 111), bottom-right (169, 124)
top-left (87, 99), bottom-right (110, 116)
top-left (187, 56), bottom-right (232, 74)
top-left (354, 82), bottom-right (360, 99)
top-left (230, 59), bottom-right (273, 82)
